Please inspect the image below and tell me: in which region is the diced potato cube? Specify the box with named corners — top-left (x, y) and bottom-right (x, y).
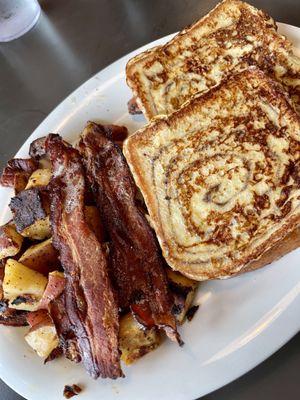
top-left (39, 158), bottom-right (51, 169)
top-left (25, 169), bottom-right (51, 190)
top-left (21, 216), bottom-right (51, 240)
top-left (19, 238), bottom-right (58, 275)
top-left (25, 323), bottom-right (59, 358)
top-left (0, 223), bottom-right (23, 260)
top-left (119, 313), bottom-right (161, 365)
top-left (3, 259), bottom-right (48, 311)
top-left (14, 174), bottom-right (29, 193)
top-left (38, 271), bottom-right (65, 309)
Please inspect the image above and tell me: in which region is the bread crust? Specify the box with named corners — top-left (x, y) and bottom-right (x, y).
top-left (126, 0), bottom-right (299, 120)
top-left (242, 226), bottom-right (300, 274)
top-left (124, 68), bottom-right (300, 281)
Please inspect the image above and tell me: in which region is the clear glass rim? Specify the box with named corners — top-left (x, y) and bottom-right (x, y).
top-left (0, 2), bottom-right (41, 43)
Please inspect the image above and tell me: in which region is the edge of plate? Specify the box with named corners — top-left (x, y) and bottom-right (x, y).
top-left (0, 22), bottom-right (299, 400)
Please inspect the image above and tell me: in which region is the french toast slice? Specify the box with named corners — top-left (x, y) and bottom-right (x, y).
top-left (124, 68), bottom-right (300, 280)
top-left (126, 0), bottom-right (300, 120)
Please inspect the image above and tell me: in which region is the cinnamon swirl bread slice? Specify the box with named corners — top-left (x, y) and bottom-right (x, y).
top-left (124, 68), bottom-right (300, 281)
top-left (126, 0), bottom-right (300, 120)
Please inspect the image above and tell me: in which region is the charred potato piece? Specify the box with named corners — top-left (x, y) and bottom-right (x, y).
top-left (3, 259), bottom-right (47, 311)
top-left (9, 188), bottom-right (51, 240)
top-left (25, 168), bottom-right (51, 189)
top-left (84, 205), bottom-right (105, 243)
top-left (119, 313), bottom-right (161, 365)
top-left (0, 223), bottom-right (23, 260)
top-left (19, 238), bottom-right (59, 275)
top-left (9, 187), bottom-right (48, 231)
top-left (0, 307), bottom-right (28, 327)
top-left (167, 269), bottom-right (199, 324)
top-left (25, 310), bottom-right (59, 358)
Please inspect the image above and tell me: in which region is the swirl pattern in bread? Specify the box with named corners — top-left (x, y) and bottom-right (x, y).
top-left (124, 68), bottom-right (300, 280)
top-left (126, 0), bottom-right (300, 120)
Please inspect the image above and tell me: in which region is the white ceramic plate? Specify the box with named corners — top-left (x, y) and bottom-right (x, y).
top-left (0, 22), bottom-right (300, 400)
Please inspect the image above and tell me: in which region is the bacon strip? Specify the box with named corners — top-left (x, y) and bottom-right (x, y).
top-left (49, 292), bottom-right (81, 363)
top-left (46, 134), bottom-right (122, 379)
top-left (0, 158), bottom-right (38, 192)
top-left (78, 123), bottom-right (180, 343)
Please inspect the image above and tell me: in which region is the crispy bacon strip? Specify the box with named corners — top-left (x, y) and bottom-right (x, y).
top-left (96, 124), bottom-right (128, 142)
top-left (46, 134), bottom-right (122, 379)
top-left (29, 137), bottom-right (70, 161)
top-left (78, 123), bottom-right (180, 343)
top-left (0, 158), bottom-right (38, 192)
top-left (49, 292), bottom-right (81, 363)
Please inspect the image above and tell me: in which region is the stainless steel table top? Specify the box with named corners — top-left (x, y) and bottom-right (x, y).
top-left (0, 1), bottom-right (299, 399)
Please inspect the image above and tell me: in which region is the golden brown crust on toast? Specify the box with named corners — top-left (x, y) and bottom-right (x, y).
top-left (124, 68), bottom-right (300, 280)
top-left (126, 0), bottom-right (300, 120)
top-left (242, 225), bottom-right (300, 273)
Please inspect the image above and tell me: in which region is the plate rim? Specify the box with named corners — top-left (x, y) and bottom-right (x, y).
top-left (0, 21), bottom-right (299, 400)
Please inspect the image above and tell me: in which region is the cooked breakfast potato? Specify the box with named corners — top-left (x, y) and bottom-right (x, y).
top-left (21, 206), bottom-right (101, 242)
top-left (119, 313), bottom-right (161, 365)
top-left (19, 238), bottom-right (59, 275)
top-left (9, 188), bottom-right (51, 240)
top-left (0, 223), bottom-right (23, 260)
top-left (3, 259), bottom-right (48, 311)
top-left (25, 322), bottom-right (59, 358)
top-left (20, 216), bottom-right (51, 240)
top-left (14, 174), bottom-right (29, 193)
top-left (25, 168), bottom-right (51, 189)
top-left (38, 271), bottom-right (65, 309)
top-left (38, 158), bottom-right (51, 169)
top-left (0, 158), bottom-right (38, 193)
top-left (167, 269), bottom-right (199, 324)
